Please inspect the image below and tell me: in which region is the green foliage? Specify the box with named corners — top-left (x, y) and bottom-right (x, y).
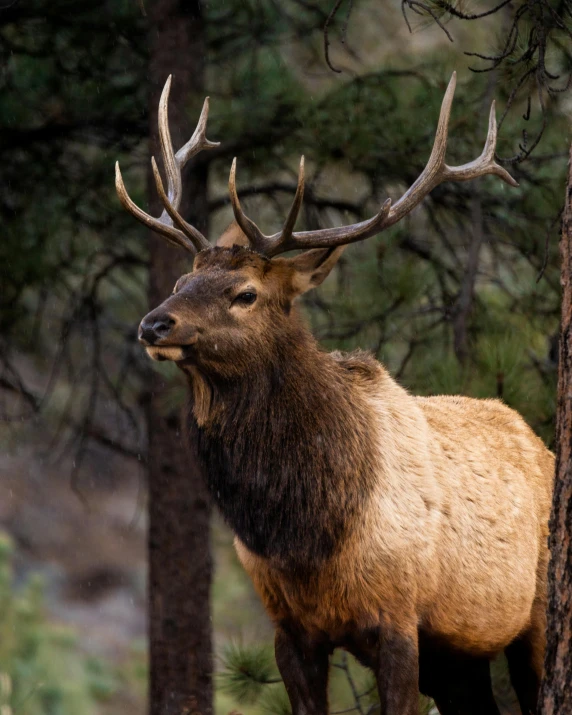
top-left (258, 685), bottom-right (293, 715)
top-left (490, 655), bottom-right (519, 711)
top-left (0, 534), bottom-right (147, 714)
top-left (0, 532), bottom-right (106, 714)
top-left (219, 642), bottom-right (280, 705)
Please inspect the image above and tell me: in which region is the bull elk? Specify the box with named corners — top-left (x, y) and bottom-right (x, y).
top-left (116, 74), bottom-right (554, 714)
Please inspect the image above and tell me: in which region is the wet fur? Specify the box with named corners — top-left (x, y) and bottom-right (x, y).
top-left (144, 243), bottom-right (554, 714)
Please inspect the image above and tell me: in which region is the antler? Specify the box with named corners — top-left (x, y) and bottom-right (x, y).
top-left (228, 72), bottom-right (517, 258)
top-left (115, 75), bottom-right (220, 254)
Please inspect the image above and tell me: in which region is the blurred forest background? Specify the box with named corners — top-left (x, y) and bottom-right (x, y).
top-left (0, 0), bottom-right (570, 713)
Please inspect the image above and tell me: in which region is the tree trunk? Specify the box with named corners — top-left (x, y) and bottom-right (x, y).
top-left (538, 144), bottom-right (572, 714)
top-left (146, 2), bottom-right (212, 714)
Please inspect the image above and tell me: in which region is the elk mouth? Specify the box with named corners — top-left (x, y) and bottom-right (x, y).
top-left (145, 343), bottom-right (197, 362)
top-left (139, 322), bottom-right (199, 363)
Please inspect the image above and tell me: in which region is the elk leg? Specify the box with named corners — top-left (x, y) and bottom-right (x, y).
top-left (505, 590), bottom-right (546, 714)
top-left (505, 630), bottom-right (544, 714)
top-left (274, 623), bottom-right (330, 715)
top-left (374, 624), bottom-right (420, 715)
top-left (418, 635), bottom-right (500, 715)
top-left (428, 658), bottom-right (500, 715)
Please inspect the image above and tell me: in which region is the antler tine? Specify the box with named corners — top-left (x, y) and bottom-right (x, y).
top-left (116, 75), bottom-right (219, 254)
top-left (441, 100), bottom-right (519, 186)
top-left (228, 157), bottom-right (271, 252)
top-left (151, 157), bottom-right (211, 250)
top-left (361, 71), bottom-right (459, 230)
top-left (280, 156), bottom-right (305, 248)
top-left (157, 75), bottom-right (180, 210)
top-left (176, 96), bottom-right (220, 166)
top-left (115, 161), bottom-right (196, 253)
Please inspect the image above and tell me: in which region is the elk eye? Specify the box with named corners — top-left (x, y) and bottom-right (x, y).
top-left (234, 291), bottom-right (257, 306)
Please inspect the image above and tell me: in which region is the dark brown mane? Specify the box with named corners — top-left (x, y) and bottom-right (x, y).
top-left (187, 330), bottom-right (380, 567)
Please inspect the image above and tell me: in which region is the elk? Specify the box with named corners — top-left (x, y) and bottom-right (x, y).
top-left (117, 74), bottom-right (554, 714)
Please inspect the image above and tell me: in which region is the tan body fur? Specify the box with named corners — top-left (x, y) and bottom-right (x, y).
top-left (236, 357), bottom-right (553, 662)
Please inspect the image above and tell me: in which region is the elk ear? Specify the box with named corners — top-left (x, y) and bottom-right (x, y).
top-left (216, 220), bottom-right (250, 248)
top-left (282, 246), bottom-right (345, 297)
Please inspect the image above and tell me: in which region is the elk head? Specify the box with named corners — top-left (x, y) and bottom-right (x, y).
top-left (116, 73), bottom-right (517, 378)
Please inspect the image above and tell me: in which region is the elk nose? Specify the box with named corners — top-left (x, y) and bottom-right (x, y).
top-left (138, 314), bottom-right (177, 345)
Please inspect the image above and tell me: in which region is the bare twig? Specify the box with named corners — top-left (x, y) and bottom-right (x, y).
top-left (324, 0), bottom-right (345, 73)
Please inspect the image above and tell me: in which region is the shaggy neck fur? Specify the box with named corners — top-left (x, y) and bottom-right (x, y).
top-left (185, 315), bottom-right (379, 569)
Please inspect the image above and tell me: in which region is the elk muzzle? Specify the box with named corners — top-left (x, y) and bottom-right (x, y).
top-left (139, 313), bottom-right (178, 345)
top-left (138, 307), bottom-right (199, 362)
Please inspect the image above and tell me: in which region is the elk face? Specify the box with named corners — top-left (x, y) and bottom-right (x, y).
top-left (138, 245), bottom-right (343, 377)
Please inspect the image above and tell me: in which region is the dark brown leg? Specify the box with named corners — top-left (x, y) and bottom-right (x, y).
top-left (430, 660), bottom-right (500, 715)
top-left (341, 620), bottom-right (419, 714)
top-left (505, 635), bottom-right (542, 715)
top-left (505, 596), bottom-right (545, 715)
top-left (274, 624), bottom-right (330, 715)
top-left (375, 626), bottom-right (420, 715)
top-left (419, 638), bottom-right (500, 715)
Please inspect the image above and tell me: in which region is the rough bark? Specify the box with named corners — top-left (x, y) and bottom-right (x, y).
top-left (146, 2), bottom-right (212, 714)
top-left (538, 144), bottom-right (572, 714)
